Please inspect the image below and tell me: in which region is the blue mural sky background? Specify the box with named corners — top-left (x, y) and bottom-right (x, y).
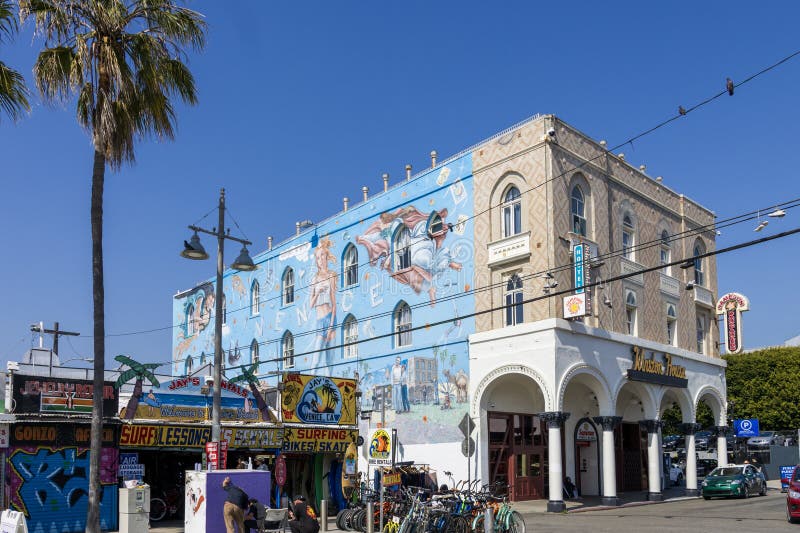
top-left (2, 2), bottom-right (800, 369)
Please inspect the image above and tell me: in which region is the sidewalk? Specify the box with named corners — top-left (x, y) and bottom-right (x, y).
top-left (131, 480), bottom-right (785, 532)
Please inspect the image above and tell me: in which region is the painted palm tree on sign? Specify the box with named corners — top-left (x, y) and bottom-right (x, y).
top-left (19, 2), bottom-right (206, 530)
top-left (114, 355), bottom-right (161, 420)
top-left (0, 0), bottom-right (29, 121)
top-left (229, 364), bottom-right (273, 422)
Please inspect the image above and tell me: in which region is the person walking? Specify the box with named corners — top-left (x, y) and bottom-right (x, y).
top-left (222, 476), bottom-right (249, 533)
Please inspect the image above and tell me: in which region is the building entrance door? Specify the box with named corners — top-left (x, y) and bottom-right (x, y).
top-left (488, 413), bottom-right (546, 501)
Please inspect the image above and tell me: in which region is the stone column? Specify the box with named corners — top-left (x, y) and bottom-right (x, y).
top-left (540, 411), bottom-right (570, 512)
top-left (640, 420), bottom-right (663, 501)
top-left (593, 416), bottom-right (622, 506)
top-left (680, 422), bottom-right (702, 496)
top-left (712, 426), bottom-right (730, 467)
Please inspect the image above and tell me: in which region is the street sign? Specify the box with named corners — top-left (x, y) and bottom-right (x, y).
top-left (458, 413), bottom-right (475, 437)
top-left (734, 418), bottom-right (759, 438)
top-left (461, 437), bottom-right (476, 457)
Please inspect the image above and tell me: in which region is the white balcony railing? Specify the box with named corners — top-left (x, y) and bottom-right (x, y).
top-left (659, 272), bottom-right (680, 298)
top-left (620, 257), bottom-right (644, 286)
top-left (693, 285), bottom-right (714, 308)
top-left (487, 231), bottom-right (531, 267)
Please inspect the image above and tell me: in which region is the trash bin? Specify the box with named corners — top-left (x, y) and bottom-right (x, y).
top-left (119, 484), bottom-right (150, 533)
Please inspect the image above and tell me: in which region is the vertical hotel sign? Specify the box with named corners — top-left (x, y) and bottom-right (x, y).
top-left (564, 243), bottom-right (588, 319)
top-left (716, 292), bottom-right (749, 354)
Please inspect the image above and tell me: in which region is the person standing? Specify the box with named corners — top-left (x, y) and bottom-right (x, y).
top-left (391, 357), bottom-right (403, 412)
top-left (401, 362), bottom-right (410, 412)
top-left (222, 476), bottom-right (249, 533)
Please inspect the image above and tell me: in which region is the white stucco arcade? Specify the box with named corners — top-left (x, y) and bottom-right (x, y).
top-left (469, 318), bottom-right (727, 510)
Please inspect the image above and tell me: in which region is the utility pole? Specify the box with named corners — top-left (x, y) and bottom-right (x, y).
top-left (30, 321), bottom-right (80, 355)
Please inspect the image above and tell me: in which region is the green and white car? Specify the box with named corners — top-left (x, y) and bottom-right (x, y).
top-left (701, 464), bottom-right (767, 499)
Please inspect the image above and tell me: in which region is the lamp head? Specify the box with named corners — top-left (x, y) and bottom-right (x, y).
top-left (181, 231), bottom-right (209, 260)
top-left (232, 246), bottom-right (257, 271)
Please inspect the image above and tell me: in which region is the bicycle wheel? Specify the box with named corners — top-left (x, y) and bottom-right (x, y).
top-left (149, 497), bottom-right (167, 522)
top-left (446, 515), bottom-right (470, 533)
top-left (506, 511), bottom-right (525, 533)
top-left (471, 514), bottom-right (484, 533)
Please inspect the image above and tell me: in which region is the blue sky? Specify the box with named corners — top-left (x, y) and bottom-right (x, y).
top-left (1, 1), bottom-right (799, 369)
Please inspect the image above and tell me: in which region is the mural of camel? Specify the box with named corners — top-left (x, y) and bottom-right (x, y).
top-left (443, 369), bottom-right (468, 403)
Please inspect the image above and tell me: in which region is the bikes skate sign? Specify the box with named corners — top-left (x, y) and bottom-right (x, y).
top-left (281, 374), bottom-right (357, 425)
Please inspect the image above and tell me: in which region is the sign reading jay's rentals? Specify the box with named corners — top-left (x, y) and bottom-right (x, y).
top-left (626, 346), bottom-right (688, 388)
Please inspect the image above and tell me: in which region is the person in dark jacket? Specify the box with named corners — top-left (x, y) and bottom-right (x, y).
top-left (222, 476), bottom-right (249, 533)
top-left (289, 500), bottom-right (319, 533)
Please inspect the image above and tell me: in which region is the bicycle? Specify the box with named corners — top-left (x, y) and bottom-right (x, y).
top-left (150, 484), bottom-right (184, 522)
top-left (470, 494), bottom-right (524, 533)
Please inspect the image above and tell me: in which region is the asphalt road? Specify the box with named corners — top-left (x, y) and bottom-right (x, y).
top-left (519, 489), bottom-right (795, 532)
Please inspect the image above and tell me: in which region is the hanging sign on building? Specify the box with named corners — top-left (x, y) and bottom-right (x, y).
top-left (282, 427), bottom-right (358, 453)
top-left (563, 293), bottom-right (587, 319)
top-left (626, 346), bottom-right (688, 388)
top-left (119, 376), bottom-right (261, 423)
top-left (205, 440), bottom-right (228, 470)
top-left (564, 243), bottom-right (590, 319)
top-left (12, 374), bottom-right (117, 415)
top-left (576, 421), bottom-right (597, 442)
top-left (120, 424), bottom-right (211, 448)
top-left (275, 454), bottom-right (287, 487)
top-left (574, 243), bottom-right (585, 294)
top-left (280, 374), bottom-right (357, 425)
top-left (367, 428), bottom-right (393, 466)
top-left (716, 292), bottom-right (749, 355)
top-left (221, 427), bottom-right (283, 450)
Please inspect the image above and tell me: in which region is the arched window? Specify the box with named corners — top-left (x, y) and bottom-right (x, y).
top-left (666, 304), bottom-right (677, 346)
top-left (394, 302), bottom-right (412, 347)
top-left (693, 242), bottom-right (705, 286)
top-left (282, 331), bottom-right (295, 369)
top-left (660, 230), bottom-right (671, 275)
top-left (222, 294), bottom-right (227, 325)
top-left (282, 268), bottom-right (294, 305)
top-left (625, 290), bottom-right (637, 336)
top-left (394, 227), bottom-right (411, 271)
top-left (502, 186), bottom-right (522, 238)
top-left (343, 245), bottom-right (358, 287)
top-left (505, 274), bottom-right (523, 326)
top-left (622, 214), bottom-right (635, 260)
top-left (186, 303), bottom-right (195, 336)
top-left (427, 211), bottom-right (444, 237)
top-left (250, 280), bottom-right (260, 315)
top-left (571, 186), bottom-right (587, 236)
top-left (200, 351), bottom-right (207, 366)
top-left (250, 339), bottom-right (259, 366)
top-left (343, 315), bottom-right (358, 359)
top-left (185, 355), bottom-right (194, 375)
top-left (696, 313), bottom-right (707, 354)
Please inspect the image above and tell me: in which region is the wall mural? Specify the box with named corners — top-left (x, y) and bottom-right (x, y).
top-left (173, 153), bottom-right (474, 444)
top-left (7, 446), bottom-right (118, 532)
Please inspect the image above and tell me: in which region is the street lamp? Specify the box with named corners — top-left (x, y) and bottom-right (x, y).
top-left (181, 188), bottom-right (257, 443)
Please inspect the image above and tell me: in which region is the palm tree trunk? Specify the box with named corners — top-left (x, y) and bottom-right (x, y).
top-left (125, 377), bottom-right (144, 420)
top-left (86, 147), bottom-right (106, 533)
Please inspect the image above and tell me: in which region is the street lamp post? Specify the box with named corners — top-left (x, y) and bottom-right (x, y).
top-left (181, 188), bottom-right (257, 443)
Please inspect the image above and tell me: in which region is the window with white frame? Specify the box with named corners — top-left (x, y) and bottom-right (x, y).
top-left (394, 302), bottom-right (412, 347)
top-left (282, 268), bottom-right (294, 305)
top-left (250, 280), bottom-right (260, 315)
top-left (696, 313), bottom-right (707, 354)
top-left (622, 214), bottom-right (635, 260)
top-left (394, 227), bottom-right (411, 271)
top-left (250, 339), bottom-right (259, 366)
top-left (282, 331), bottom-right (295, 368)
top-left (427, 211), bottom-right (444, 237)
top-left (666, 303), bottom-right (677, 346)
top-left (693, 242), bottom-right (705, 286)
top-left (625, 290), bottom-right (638, 335)
top-left (186, 303), bottom-right (195, 336)
top-left (502, 186), bottom-right (522, 238)
top-left (660, 230), bottom-right (671, 275)
top-left (343, 245), bottom-right (358, 287)
top-left (505, 274), bottom-right (524, 326)
top-left (343, 315), bottom-right (358, 359)
top-left (571, 185), bottom-right (587, 237)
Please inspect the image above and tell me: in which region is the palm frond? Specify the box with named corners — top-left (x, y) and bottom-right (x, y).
top-left (0, 61), bottom-right (30, 121)
top-left (33, 46), bottom-right (78, 101)
top-left (0, 0), bottom-right (18, 42)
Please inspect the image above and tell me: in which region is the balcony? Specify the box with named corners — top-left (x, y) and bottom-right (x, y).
top-left (659, 272), bottom-right (680, 298)
top-left (488, 231), bottom-right (531, 267)
top-left (620, 257), bottom-right (644, 286)
top-left (693, 284), bottom-right (714, 308)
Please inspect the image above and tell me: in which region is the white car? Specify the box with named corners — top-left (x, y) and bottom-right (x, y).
top-left (669, 464), bottom-right (685, 485)
top-left (747, 431), bottom-right (784, 449)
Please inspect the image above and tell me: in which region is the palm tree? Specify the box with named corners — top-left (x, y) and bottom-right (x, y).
top-left (229, 364), bottom-right (275, 423)
top-left (114, 354), bottom-right (160, 420)
top-left (19, 2), bottom-right (205, 530)
top-left (0, 0), bottom-right (29, 121)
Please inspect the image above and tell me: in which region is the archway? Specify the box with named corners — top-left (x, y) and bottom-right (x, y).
top-left (476, 368), bottom-right (547, 501)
